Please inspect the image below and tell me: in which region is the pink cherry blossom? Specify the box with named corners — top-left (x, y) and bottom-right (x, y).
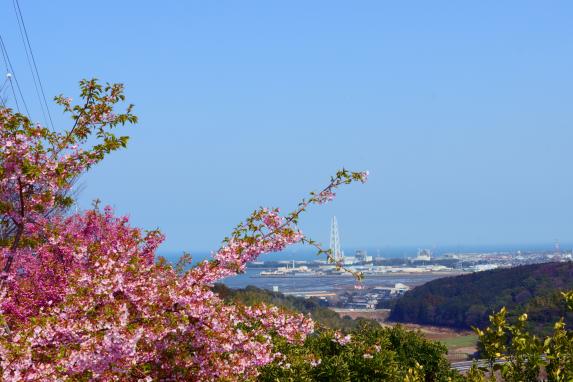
top-left (0, 85), bottom-right (368, 380)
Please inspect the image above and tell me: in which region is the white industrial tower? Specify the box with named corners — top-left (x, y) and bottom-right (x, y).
top-left (330, 216), bottom-right (343, 263)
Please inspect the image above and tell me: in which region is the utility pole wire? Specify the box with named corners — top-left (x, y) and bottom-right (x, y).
top-left (0, 34), bottom-right (28, 115)
top-left (0, 39), bottom-right (18, 111)
top-left (0, 77), bottom-right (8, 107)
top-left (12, 0), bottom-right (54, 129)
top-left (12, 0), bottom-right (48, 127)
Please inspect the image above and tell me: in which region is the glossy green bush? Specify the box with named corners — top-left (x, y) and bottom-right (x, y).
top-left (258, 324), bottom-right (460, 382)
top-left (470, 291), bottom-right (573, 381)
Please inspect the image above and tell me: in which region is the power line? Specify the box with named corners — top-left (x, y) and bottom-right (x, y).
top-left (0, 39), bottom-right (16, 110)
top-left (7, 75), bottom-right (21, 113)
top-left (0, 77), bottom-right (8, 94)
top-left (12, 0), bottom-right (54, 129)
top-left (0, 77), bottom-right (9, 106)
top-left (0, 77), bottom-right (8, 107)
top-left (0, 35), bottom-right (27, 114)
top-left (12, 0), bottom-right (48, 125)
top-left (6, 74), bottom-right (20, 112)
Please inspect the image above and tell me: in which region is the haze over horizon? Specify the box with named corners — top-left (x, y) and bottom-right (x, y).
top-left (158, 241), bottom-right (572, 262)
top-left (1, 2), bottom-right (572, 252)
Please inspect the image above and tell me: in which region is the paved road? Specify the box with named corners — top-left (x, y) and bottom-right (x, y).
top-left (450, 359), bottom-right (502, 372)
top-left (451, 360), bottom-right (482, 372)
top-left (451, 355), bottom-right (547, 372)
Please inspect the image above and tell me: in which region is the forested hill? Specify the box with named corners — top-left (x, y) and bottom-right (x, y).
top-left (389, 261), bottom-right (573, 333)
top-left (213, 284), bottom-right (376, 330)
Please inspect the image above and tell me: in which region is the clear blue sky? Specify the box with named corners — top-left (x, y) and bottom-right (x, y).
top-left (1, 2), bottom-right (573, 252)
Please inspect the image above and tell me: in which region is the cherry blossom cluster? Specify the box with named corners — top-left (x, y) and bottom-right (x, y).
top-left (0, 81), bottom-right (368, 380)
top-left (0, 208), bottom-right (315, 380)
top-left (0, 79), bottom-right (137, 279)
top-left (332, 331), bottom-right (352, 346)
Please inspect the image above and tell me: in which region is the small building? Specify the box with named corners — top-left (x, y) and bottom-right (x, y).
top-left (412, 249), bottom-right (431, 262)
top-left (343, 256), bottom-right (357, 265)
top-left (355, 250), bottom-right (373, 263)
top-left (374, 283), bottom-right (410, 298)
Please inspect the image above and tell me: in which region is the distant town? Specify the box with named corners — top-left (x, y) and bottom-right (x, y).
top-left (242, 217), bottom-right (572, 311)
top-left (246, 246), bottom-right (570, 310)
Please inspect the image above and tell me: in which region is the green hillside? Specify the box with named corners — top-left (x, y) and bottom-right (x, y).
top-left (389, 261), bottom-right (573, 334)
top-left (213, 284), bottom-right (375, 330)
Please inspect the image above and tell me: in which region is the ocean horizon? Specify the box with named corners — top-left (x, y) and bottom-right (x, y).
top-left (157, 242), bottom-right (568, 265)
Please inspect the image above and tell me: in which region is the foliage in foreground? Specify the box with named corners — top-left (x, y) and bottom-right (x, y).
top-left (258, 324), bottom-right (459, 382)
top-left (469, 290), bottom-right (573, 381)
top-left (215, 285), bottom-right (466, 381)
top-left (251, 288), bottom-right (573, 382)
top-left (215, 285), bottom-right (463, 381)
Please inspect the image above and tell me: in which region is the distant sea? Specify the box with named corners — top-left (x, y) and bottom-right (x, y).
top-left (157, 243), bottom-right (566, 265)
top-left (156, 243), bottom-right (566, 291)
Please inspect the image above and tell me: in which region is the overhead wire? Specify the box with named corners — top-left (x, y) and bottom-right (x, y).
top-left (0, 37), bottom-right (15, 109)
top-left (0, 78), bottom-right (7, 107)
top-left (12, 0), bottom-right (54, 129)
top-left (0, 35), bottom-right (26, 114)
top-left (12, 0), bottom-right (48, 126)
top-left (0, 77), bottom-right (9, 106)
top-left (0, 77), bottom-right (8, 96)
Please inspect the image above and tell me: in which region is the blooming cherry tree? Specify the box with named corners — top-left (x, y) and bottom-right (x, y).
top-left (0, 80), bottom-right (367, 381)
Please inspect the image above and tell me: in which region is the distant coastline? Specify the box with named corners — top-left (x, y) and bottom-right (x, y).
top-left (157, 242), bottom-right (571, 265)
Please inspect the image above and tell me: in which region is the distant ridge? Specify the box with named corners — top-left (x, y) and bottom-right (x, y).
top-left (389, 261), bottom-right (573, 334)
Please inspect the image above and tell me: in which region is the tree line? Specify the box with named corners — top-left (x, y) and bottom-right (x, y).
top-left (390, 261), bottom-right (573, 334)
